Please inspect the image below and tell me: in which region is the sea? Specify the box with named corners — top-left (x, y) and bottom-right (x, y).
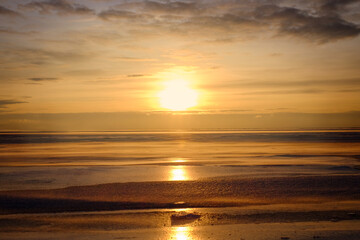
top-left (0, 130), bottom-right (359, 191)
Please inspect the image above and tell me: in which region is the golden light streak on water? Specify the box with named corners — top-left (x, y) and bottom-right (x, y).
top-left (169, 166), bottom-right (188, 181)
top-left (171, 226), bottom-right (191, 240)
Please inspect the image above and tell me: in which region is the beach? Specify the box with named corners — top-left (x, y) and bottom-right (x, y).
top-left (2, 0), bottom-right (360, 238)
top-left (0, 131), bottom-right (360, 239)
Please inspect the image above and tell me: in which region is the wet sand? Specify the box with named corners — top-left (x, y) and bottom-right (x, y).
top-left (1, 203), bottom-right (360, 239)
top-left (1, 175), bottom-right (360, 239)
top-left (2, 221), bottom-right (360, 240)
top-left (1, 174), bottom-right (359, 213)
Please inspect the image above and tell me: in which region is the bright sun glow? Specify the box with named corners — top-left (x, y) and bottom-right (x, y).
top-left (158, 79), bottom-right (198, 111)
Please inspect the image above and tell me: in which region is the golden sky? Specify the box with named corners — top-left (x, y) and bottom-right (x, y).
top-left (0, 0), bottom-right (359, 130)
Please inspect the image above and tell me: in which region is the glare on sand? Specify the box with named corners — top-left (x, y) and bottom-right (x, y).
top-left (158, 79), bottom-right (198, 111)
top-left (171, 226), bottom-right (192, 240)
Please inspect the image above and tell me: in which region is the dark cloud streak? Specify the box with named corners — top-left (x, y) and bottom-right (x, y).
top-left (257, 4), bottom-right (360, 43)
top-left (320, 0), bottom-right (360, 15)
top-left (0, 5), bottom-right (20, 16)
top-left (28, 77), bottom-right (58, 82)
top-left (97, 0), bottom-right (360, 43)
top-left (127, 74), bottom-right (145, 78)
top-left (0, 99), bottom-right (28, 109)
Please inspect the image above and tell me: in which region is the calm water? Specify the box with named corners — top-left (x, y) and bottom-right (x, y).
top-left (0, 131), bottom-right (359, 190)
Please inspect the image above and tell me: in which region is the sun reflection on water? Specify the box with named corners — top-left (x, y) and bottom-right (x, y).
top-left (172, 158), bottom-right (186, 163)
top-left (169, 158), bottom-right (188, 181)
top-left (170, 166), bottom-right (188, 181)
top-left (171, 226), bottom-right (191, 240)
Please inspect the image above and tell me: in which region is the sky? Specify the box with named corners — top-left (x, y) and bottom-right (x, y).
top-left (0, 0), bottom-right (359, 130)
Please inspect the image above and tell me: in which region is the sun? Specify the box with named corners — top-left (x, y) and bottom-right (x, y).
top-left (158, 79), bottom-right (198, 111)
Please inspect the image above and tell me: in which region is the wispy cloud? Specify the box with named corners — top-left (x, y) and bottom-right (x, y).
top-left (0, 27), bottom-right (37, 35)
top-left (19, 0), bottom-right (95, 15)
top-left (98, 9), bottom-right (150, 21)
top-left (114, 57), bottom-right (156, 62)
top-left (1, 47), bottom-right (93, 66)
top-left (203, 78), bottom-right (360, 89)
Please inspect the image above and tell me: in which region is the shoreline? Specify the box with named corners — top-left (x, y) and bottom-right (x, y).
top-left (1, 174), bottom-right (359, 214)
